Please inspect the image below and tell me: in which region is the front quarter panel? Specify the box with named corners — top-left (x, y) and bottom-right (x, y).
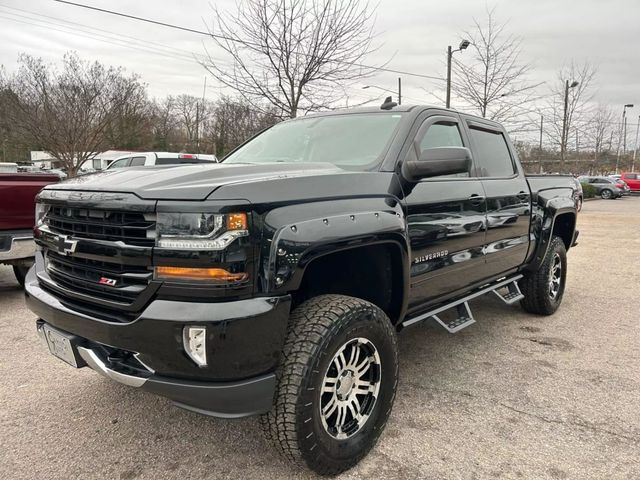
top-left (258, 197), bottom-right (409, 295)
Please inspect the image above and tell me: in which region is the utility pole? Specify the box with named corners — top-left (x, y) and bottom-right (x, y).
top-left (633, 115), bottom-right (640, 172)
top-left (445, 39), bottom-right (470, 109)
top-left (538, 114), bottom-right (543, 173)
top-left (560, 80), bottom-right (578, 172)
top-left (397, 77), bottom-right (402, 106)
top-left (200, 76), bottom-right (207, 153)
top-left (616, 104), bottom-right (634, 173)
top-left (446, 46), bottom-right (452, 109)
top-left (195, 103), bottom-right (200, 153)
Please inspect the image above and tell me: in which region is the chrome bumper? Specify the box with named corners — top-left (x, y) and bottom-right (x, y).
top-left (77, 347), bottom-right (148, 388)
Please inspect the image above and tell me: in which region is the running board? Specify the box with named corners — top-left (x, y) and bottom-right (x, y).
top-left (430, 302), bottom-right (475, 333)
top-left (492, 280), bottom-right (524, 305)
top-left (401, 274), bottom-right (524, 332)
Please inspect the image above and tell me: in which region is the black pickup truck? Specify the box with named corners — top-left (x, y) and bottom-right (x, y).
top-left (25, 103), bottom-right (579, 475)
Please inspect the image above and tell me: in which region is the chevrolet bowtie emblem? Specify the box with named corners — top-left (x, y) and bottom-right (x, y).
top-left (54, 235), bottom-right (78, 256)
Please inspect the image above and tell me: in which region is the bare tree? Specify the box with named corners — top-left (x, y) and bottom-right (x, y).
top-left (204, 95), bottom-right (278, 156)
top-left (451, 7), bottom-right (540, 126)
top-left (587, 104), bottom-right (615, 172)
top-left (150, 96), bottom-right (178, 150)
top-left (544, 62), bottom-right (597, 172)
top-left (174, 94), bottom-right (203, 148)
top-left (202, 0), bottom-right (379, 119)
top-left (2, 52), bottom-right (146, 176)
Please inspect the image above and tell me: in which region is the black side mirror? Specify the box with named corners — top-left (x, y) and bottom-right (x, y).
top-left (402, 146), bottom-right (471, 182)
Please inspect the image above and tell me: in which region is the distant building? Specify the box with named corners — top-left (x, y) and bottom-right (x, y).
top-left (30, 151), bottom-right (61, 170)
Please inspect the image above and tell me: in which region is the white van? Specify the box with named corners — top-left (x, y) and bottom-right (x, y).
top-left (106, 152), bottom-right (218, 170)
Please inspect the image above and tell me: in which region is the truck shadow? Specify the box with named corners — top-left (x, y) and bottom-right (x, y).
top-left (42, 294), bottom-right (544, 479)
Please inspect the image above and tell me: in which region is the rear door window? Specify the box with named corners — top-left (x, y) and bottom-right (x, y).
top-left (469, 127), bottom-right (516, 178)
top-left (130, 156), bottom-right (146, 166)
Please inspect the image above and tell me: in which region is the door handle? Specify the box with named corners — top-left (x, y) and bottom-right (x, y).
top-left (516, 191), bottom-right (529, 201)
top-left (468, 194), bottom-right (485, 206)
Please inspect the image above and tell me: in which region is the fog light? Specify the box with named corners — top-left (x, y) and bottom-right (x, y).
top-left (183, 326), bottom-right (207, 367)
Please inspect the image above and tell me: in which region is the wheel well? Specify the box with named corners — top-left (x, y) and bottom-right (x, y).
top-left (552, 213), bottom-right (575, 250)
top-left (292, 244), bottom-right (404, 324)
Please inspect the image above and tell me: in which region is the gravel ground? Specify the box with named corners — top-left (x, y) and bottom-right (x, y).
top-left (1, 197), bottom-right (639, 480)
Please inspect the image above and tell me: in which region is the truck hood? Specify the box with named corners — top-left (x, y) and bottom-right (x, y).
top-left (45, 162), bottom-right (345, 200)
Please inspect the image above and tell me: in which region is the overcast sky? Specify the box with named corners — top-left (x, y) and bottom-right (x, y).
top-left (1, 0), bottom-right (639, 123)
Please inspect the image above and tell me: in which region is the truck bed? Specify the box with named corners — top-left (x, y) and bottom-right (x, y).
top-left (0, 173), bottom-right (60, 230)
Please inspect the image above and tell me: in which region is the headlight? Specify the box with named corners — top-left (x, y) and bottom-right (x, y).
top-left (157, 212), bottom-right (248, 250)
top-left (35, 202), bottom-right (49, 227)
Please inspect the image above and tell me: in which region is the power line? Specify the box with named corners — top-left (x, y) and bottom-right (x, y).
top-left (0, 4), bottom-right (207, 61)
top-left (53, 0), bottom-right (446, 82)
top-left (0, 11), bottom-right (219, 68)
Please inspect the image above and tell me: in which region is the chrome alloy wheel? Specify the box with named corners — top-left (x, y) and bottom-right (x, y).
top-left (549, 252), bottom-right (562, 299)
top-left (319, 337), bottom-right (382, 440)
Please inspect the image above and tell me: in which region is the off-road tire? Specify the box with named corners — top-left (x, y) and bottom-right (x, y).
top-left (520, 236), bottom-right (567, 315)
top-left (12, 264), bottom-right (30, 288)
top-left (260, 294), bottom-right (398, 476)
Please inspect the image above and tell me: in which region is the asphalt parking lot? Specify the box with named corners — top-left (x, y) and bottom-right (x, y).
top-left (1, 197), bottom-right (639, 480)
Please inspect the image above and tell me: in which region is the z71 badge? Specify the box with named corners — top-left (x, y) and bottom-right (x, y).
top-left (413, 250), bottom-right (448, 264)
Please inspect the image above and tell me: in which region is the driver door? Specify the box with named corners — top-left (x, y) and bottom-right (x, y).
top-left (400, 112), bottom-right (487, 311)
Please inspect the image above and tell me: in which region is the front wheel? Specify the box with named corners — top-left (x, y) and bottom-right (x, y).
top-left (601, 189), bottom-right (613, 199)
top-left (261, 295), bottom-right (398, 475)
top-left (520, 236), bottom-right (567, 315)
top-left (12, 264), bottom-right (31, 288)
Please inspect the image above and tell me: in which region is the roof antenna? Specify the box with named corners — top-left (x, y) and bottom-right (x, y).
top-left (380, 96), bottom-right (397, 110)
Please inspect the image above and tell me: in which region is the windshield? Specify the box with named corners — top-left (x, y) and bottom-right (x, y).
top-left (223, 113), bottom-right (403, 170)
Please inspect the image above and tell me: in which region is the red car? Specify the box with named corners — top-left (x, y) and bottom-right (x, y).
top-left (0, 172), bottom-right (60, 285)
top-left (620, 172), bottom-right (640, 192)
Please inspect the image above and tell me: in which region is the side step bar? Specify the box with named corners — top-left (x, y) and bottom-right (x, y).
top-left (400, 274), bottom-right (524, 333)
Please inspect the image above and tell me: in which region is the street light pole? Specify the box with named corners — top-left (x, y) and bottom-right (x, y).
top-left (623, 105), bottom-right (634, 154)
top-left (560, 80), bottom-right (579, 173)
top-left (445, 39), bottom-right (470, 109)
top-left (538, 114), bottom-right (544, 173)
top-left (633, 115), bottom-right (640, 172)
top-left (616, 104), bottom-right (634, 173)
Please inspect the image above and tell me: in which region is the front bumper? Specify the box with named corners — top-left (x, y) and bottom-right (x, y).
top-left (26, 267), bottom-right (291, 418)
top-left (0, 230), bottom-right (35, 263)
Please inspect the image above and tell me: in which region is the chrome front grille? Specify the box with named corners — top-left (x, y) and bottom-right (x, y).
top-left (44, 206), bottom-right (155, 247)
top-left (38, 199), bottom-right (157, 322)
top-left (46, 251), bottom-right (152, 305)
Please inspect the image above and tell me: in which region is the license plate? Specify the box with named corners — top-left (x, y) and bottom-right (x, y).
top-left (44, 325), bottom-right (79, 368)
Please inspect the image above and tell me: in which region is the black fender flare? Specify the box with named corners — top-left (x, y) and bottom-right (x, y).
top-left (526, 195), bottom-right (576, 272)
top-left (259, 199), bottom-right (410, 315)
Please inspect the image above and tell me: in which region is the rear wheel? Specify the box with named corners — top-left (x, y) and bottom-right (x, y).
top-left (520, 236), bottom-right (567, 315)
top-left (601, 189), bottom-right (612, 199)
top-left (261, 294), bottom-right (398, 475)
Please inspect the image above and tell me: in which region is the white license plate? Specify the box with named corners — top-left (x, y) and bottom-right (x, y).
top-left (44, 326), bottom-right (78, 368)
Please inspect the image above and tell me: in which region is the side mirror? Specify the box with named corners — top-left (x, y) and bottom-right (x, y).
top-left (401, 146), bottom-right (472, 182)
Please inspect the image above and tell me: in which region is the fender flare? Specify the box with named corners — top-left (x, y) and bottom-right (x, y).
top-left (259, 202), bottom-right (411, 317)
top-left (526, 195), bottom-right (576, 271)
